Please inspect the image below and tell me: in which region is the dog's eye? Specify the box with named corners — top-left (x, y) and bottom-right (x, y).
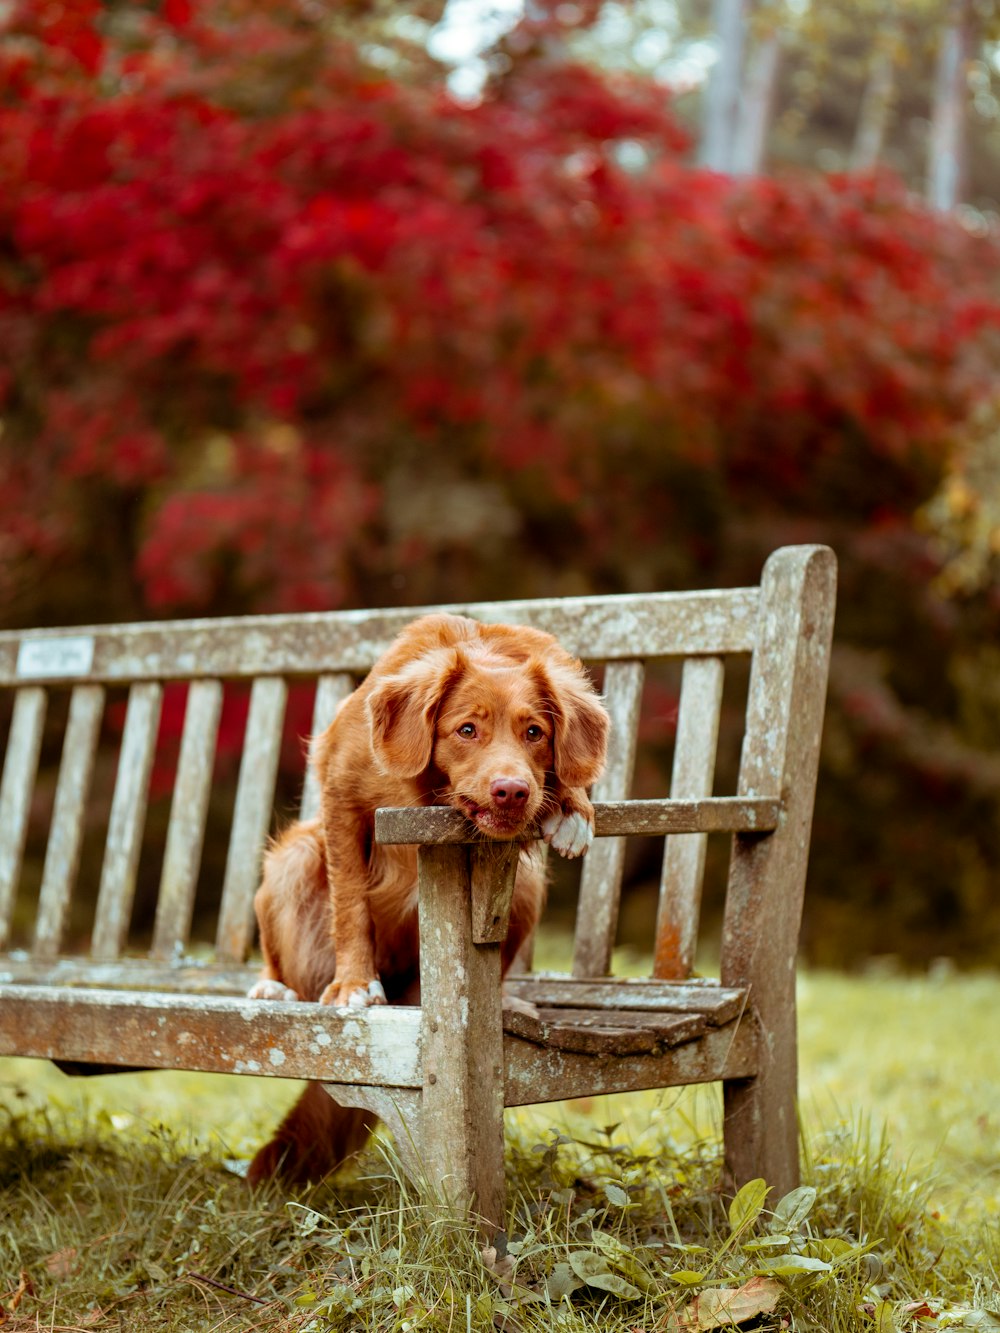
top-left (526, 725), bottom-right (544, 742)
top-left (457, 723), bottom-right (477, 739)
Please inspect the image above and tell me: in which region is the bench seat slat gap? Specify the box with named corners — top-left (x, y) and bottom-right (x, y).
top-left (92, 682), bottom-right (163, 961)
top-left (33, 684), bottom-right (105, 960)
top-left (216, 676), bottom-right (288, 962)
top-left (151, 679), bottom-right (223, 961)
top-left (0, 686), bottom-right (48, 949)
top-left (572, 660), bottom-right (645, 979)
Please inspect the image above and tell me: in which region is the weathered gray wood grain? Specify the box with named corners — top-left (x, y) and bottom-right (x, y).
top-left (417, 843), bottom-right (506, 1227)
top-left (33, 685), bottom-right (105, 960)
top-left (0, 984), bottom-right (422, 1084)
top-left (721, 545), bottom-right (836, 1197)
top-left (503, 976), bottom-right (747, 1023)
top-left (0, 587), bottom-right (760, 685)
top-left (374, 797), bottom-right (780, 845)
top-left (92, 682), bottom-right (163, 960)
top-left (502, 1006), bottom-right (709, 1056)
top-left (572, 660), bottom-right (644, 978)
top-left (470, 842), bottom-right (520, 944)
top-left (655, 656), bottom-right (725, 980)
top-left (0, 687), bottom-right (47, 949)
top-left (503, 1018), bottom-right (759, 1105)
top-left (0, 955), bottom-right (258, 993)
top-left (151, 680), bottom-right (223, 960)
top-left (216, 676), bottom-right (288, 962)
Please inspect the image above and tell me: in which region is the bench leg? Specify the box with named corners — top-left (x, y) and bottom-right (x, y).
top-left (722, 1007), bottom-right (799, 1198)
top-left (417, 844), bottom-right (507, 1232)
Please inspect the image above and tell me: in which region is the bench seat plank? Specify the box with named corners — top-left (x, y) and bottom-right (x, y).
top-left (503, 976), bottom-right (747, 1024)
top-left (0, 984), bottom-right (423, 1086)
top-left (503, 1018), bottom-right (759, 1105)
top-left (0, 956), bottom-right (260, 994)
top-left (502, 1006), bottom-right (710, 1056)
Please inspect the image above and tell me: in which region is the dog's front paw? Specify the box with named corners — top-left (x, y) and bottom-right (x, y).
top-left (540, 809), bottom-right (594, 859)
top-left (248, 979), bottom-right (302, 1002)
top-left (319, 977), bottom-right (388, 1010)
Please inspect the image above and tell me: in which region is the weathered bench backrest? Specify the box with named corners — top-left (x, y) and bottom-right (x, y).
top-left (0, 548), bottom-right (833, 986)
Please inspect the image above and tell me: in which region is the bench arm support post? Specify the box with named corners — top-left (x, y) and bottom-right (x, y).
top-left (721, 545), bottom-right (837, 1196)
top-left (416, 842), bottom-right (509, 1232)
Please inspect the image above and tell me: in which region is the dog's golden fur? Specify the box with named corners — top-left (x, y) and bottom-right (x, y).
top-left (248, 613), bottom-right (609, 1185)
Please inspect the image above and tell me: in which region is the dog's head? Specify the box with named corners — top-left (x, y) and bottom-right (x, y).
top-left (366, 621), bottom-right (609, 840)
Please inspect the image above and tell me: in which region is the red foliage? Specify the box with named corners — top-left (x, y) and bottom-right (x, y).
top-left (1, 0), bottom-right (999, 619)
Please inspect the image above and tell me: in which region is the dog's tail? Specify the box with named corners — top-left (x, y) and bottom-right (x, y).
top-left (247, 1081), bottom-right (376, 1187)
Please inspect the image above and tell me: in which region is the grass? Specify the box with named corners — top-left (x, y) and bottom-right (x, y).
top-left (2, 958), bottom-right (1000, 1329)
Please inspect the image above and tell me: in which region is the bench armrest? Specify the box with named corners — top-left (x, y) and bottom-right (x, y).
top-left (373, 797), bottom-right (780, 845)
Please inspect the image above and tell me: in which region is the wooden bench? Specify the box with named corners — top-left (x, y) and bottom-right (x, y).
top-left (0, 544), bottom-right (835, 1227)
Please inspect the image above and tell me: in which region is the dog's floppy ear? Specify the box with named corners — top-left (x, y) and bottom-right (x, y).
top-left (536, 658), bottom-right (610, 789)
top-left (366, 648), bottom-right (464, 778)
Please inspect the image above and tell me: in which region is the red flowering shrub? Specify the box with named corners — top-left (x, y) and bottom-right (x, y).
top-left (3, 0), bottom-right (1000, 960)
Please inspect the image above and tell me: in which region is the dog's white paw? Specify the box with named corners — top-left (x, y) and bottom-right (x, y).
top-left (247, 979), bottom-right (302, 1002)
top-left (540, 809), bottom-right (593, 859)
top-left (337, 978), bottom-right (388, 1010)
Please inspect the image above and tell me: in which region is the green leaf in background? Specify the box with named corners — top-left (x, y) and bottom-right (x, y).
top-left (604, 1183), bottom-right (630, 1207)
top-left (545, 1262), bottom-right (585, 1301)
top-left (670, 1269), bottom-right (709, 1286)
top-left (742, 1234), bottom-right (792, 1251)
top-left (728, 1178), bottom-right (769, 1235)
top-left (770, 1185), bottom-right (818, 1233)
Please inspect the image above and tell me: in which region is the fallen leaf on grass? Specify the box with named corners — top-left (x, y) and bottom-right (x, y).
top-left (568, 1250), bottom-right (644, 1300)
top-left (0, 1271), bottom-right (35, 1325)
top-left (680, 1276), bottom-right (782, 1331)
top-left (45, 1247), bottom-right (79, 1279)
top-left (901, 1301), bottom-right (938, 1321)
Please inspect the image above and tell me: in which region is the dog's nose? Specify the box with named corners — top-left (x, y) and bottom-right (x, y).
top-left (490, 777), bottom-right (530, 807)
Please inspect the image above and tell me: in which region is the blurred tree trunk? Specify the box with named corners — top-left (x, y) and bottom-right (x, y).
top-left (732, 29), bottom-right (780, 176)
top-left (928, 0), bottom-right (971, 210)
top-left (700, 0), bottom-right (746, 172)
top-left (850, 30), bottom-right (896, 172)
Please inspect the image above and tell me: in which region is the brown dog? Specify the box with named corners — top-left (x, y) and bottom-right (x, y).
top-left (247, 613), bottom-right (609, 1184)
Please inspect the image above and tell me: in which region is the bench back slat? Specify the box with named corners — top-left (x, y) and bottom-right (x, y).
top-left (654, 656), bottom-right (725, 980)
top-left (0, 686), bottom-right (47, 950)
top-left (571, 661), bottom-right (644, 978)
top-left (33, 684), bottom-right (105, 960)
top-left (151, 679), bottom-right (223, 960)
top-left (299, 672), bottom-right (354, 821)
top-left (92, 683), bottom-right (163, 961)
top-left (216, 676), bottom-right (289, 962)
